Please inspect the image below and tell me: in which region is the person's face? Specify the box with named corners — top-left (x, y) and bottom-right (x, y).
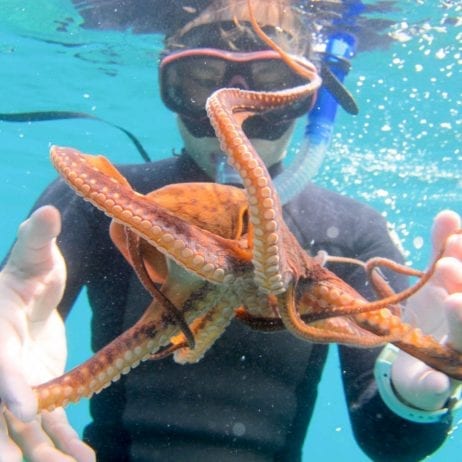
top-left (178, 116), bottom-right (296, 180)
top-left (159, 26), bottom-right (315, 179)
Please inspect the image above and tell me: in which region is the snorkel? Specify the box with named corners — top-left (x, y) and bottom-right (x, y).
top-left (274, 2), bottom-right (361, 204)
top-left (214, 1), bottom-right (361, 196)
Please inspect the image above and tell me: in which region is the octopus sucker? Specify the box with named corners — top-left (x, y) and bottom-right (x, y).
top-left (35, 2), bottom-right (462, 415)
top-left (33, 307), bottom-right (178, 411)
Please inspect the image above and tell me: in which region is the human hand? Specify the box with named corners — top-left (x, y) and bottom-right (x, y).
top-left (0, 206), bottom-right (94, 461)
top-left (391, 210), bottom-right (462, 411)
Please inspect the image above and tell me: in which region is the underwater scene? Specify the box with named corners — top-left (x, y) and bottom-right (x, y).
top-left (0, 0), bottom-right (461, 460)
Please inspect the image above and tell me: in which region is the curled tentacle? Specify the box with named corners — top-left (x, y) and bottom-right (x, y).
top-left (33, 300), bottom-right (178, 411)
top-left (34, 0), bottom-right (462, 414)
top-left (125, 227), bottom-right (195, 348)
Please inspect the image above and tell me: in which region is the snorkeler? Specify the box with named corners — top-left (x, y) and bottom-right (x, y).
top-left (0, 1), bottom-right (461, 461)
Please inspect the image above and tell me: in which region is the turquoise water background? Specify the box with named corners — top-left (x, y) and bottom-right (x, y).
top-left (0, 0), bottom-right (461, 460)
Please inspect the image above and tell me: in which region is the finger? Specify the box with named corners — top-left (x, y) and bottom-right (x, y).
top-left (0, 413), bottom-right (23, 462)
top-left (443, 232), bottom-right (462, 260)
top-left (446, 293), bottom-right (462, 351)
top-left (2, 206), bottom-right (66, 323)
top-left (391, 351), bottom-right (451, 411)
top-left (433, 256), bottom-right (462, 294)
top-left (42, 409), bottom-right (95, 462)
top-left (431, 210), bottom-right (461, 259)
top-left (5, 409), bottom-right (76, 462)
top-left (7, 206), bottom-right (62, 277)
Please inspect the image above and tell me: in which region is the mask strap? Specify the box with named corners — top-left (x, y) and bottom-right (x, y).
top-left (0, 110), bottom-right (152, 162)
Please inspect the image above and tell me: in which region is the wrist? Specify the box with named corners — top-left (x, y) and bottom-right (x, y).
top-left (374, 344), bottom-right (462, 423)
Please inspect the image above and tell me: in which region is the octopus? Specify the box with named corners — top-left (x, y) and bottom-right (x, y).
top-left (33, 0), bottom-right (462, 411)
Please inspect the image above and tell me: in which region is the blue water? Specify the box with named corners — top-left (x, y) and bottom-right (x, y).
top-left (0, 1), bottom-right (461, 460)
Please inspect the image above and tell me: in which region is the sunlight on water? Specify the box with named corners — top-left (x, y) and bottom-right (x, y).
top-left (307, 0), bottom-right (462, 269)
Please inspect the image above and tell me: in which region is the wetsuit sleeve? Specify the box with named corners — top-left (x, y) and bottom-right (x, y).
top-left (337, 211), bottom-right (450, 461)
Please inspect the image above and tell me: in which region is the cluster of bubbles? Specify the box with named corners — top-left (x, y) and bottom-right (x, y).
top-left (293, 0), bottom-right (461, 266)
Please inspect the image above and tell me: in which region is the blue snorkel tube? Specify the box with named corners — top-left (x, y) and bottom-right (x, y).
top-left (215, 0), bottom-right (363, 192)
top-left (274, 30), bottom-right (358, 204)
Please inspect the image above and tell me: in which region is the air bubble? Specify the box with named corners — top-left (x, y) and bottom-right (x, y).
top-left (413, 236), bottom-right (424, 250)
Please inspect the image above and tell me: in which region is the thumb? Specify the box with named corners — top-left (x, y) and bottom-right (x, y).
top-left (391, 351), bottom-right (452, 411)
top-left (431, 210), bottom-right (461, 259)
top-left (0, 206), bottom-right (64, 421)
top-left (7, 206), bottom-right (62, 278)
top-left (3, 206), bottom-right (65, 323)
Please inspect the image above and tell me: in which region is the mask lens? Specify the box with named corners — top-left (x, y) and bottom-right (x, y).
top-left (160, 49), bottom-right (315, 122)
top-left (250, 59), bottom-right (305, 91)
top-left (161, 55), bottom-right (226, 116)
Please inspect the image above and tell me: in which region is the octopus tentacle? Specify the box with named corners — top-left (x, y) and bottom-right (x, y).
top-left (278, 277), bottom-right (462, 378)
top-left (292, 251), bottom-right (462, 379)
top-left (207, 90), bottom-right (289, 294)
top-left (33, 0), bottom-right (462, 415)
top-left (148, 292), bottom-right (238, 363)
top-left (315, 253), bottom-right (422, 314)
top-left (296, 232), bottom-right (454, 322)
top-left (125, 227), bottom-right (195, 348)
top-left (206, 2), bottom-right (321, 296)
top-left (246, 0), bottom-right (319, 85)
top-left (320, 254), bottom-right (400, 307)
top-left (365, 257), bottom-right (424, 279)
top-left (172, 295), bottom-right (237, 364)
top-left (34, 299), bottom-right (180, 411)
top-left (356, 308), bottom-right (462, 380)
top-left (206, 86), bottom-right (321, 295)
top-left (277, 281), bottom-right (401, 346)
top-left (33, 272), bottom-right (224, 411)
top-left (50, 146), bottom-right (251, 284)
top-left (363, 257), bottom-right (421, 313)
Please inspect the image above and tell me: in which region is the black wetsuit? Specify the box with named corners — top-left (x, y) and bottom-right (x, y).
top-left (31, 152), bottom-right (450, 461)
